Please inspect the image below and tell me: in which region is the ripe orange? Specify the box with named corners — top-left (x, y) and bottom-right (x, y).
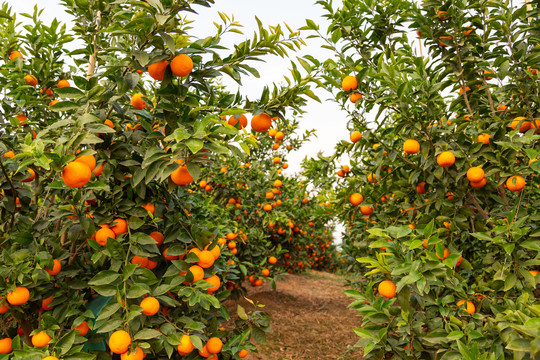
top-left (378, 280), bottom-right (397, 298)
top-left (150, 231), bottom-right (164, 246)
top-left (121, 346), bottom-right (145, 360)
top-left (74, 321), bottom-right (90, 336)
top-left (15, 114), bottom-right (27, 126)
top-left (57, 80), bottom-right (70, 88)
top-left (0, 338), bottom-right (12, 354)
top-left (24, 74), bottom-right (38, 86)
top-left (131, 255), bottom-right (149, 267)
top-left (189, 265), bottom-right (205, 282)
top-left (49, 100), bottom-right (60, 107)
top-left (206, 337), bottom-right (223, 354)
top-left (274, 179), bottom-right (283, 187)
top-left (275, 131), bottom-right (285, 140)
top-left (509, 116), bottom-right (531, 132)
top-left (3, 151), bottom-right (15, 158)
top-left (367, 172), bottom-right (378, 183)
top-left (197, 250), bottom-right (215, 268)
top-left (142, 203), bottom-right (155, 215)
top-left (416, 182), bottom-right (427, 194)
top-left (45, 259), bottom-right (62, 276)
top-left (467, 167), bottom-right (484, 182)
top-left (62, 162), bottom-right (92, 188)
top-left (470, 177), bottom-right (487, 188)
top-left (436, 151), bottom-right (455, 167)
top-left (171, 54), bottom-right (193, 77)
top-left (262, 268), bottom-right (270, 277)
top-left (131, 93), bottom-right (147, 110)
top-left (0, 299), bottom-right (9, 314)
top-left (506, 175), bottom-right (525, 192)
top-left (268, 256), bottom-right (277, 264)
top-left (238, 349), bottom-right (249, 358)
top-left (21, 168), bottom-right (35, 182)
top-left (263, 204), bottom-right (273, 211)
top-left (251, 113), bottom-right (272, 133)
top-left (350, 131), bottom-right (362, 143)
top-left (199, 345), bottom-right (211, 357)
top-left (349, 93), bottom-right (363, 103)
top-left (93, 163), bottom-right (104, 177)
top-left (177, 334), bottom-right (194, 354)
top-left (109, 330), bottom-right (131, 354)
top-left (74, 155), bottom-right (96, 171)
top-left (457, 300), bottom-right (475, 314)
top-left (436, 248), bottom-right (450, 260)
top-left (43, 357), bottom-right (59, 360)
top-left (228, 114), bottom-right (248, 129)
top-left (529, 270), bottom-right (539, 277)
top-left (148, 60), bottom-right (169, 81)
top-left (273, 157), bottom-right (281, 164)
top-left (7, 286), bottom-right (30, 305)
top-left (171, 165), bottom-right (193, 186)
top-left (349, 193), bottom-right (363, 206)
top-left (205, 275), bottom-right (221, 292)
top-left (140, 296), bottom-right (160, 316)
top-left (110, 219), bottom-right (128, 236)
top-left (341, 75), bottom-right (358, 92)
top-left (476, 134), bottom-right (491, 144)
top-left (360, 206), bottom-right (374, 215)
top-left (403, 139), bottom-right (420, 154)
top-left (95, 226), bottom-right (116, 246)
top-left (9, 51), bottom-right (23, 60)
top-left (32, 331), bottom-right (52, 347)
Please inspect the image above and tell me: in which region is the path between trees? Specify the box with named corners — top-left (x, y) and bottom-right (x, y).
top-left (226, 271), bottom-right (364, 360)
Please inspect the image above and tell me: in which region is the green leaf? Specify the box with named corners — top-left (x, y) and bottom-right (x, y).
top-left (134, 329), bottom-right (162, 340)
top-left (89, 271), bottom-right (120, 285)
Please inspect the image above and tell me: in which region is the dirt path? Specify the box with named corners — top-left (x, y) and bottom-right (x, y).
top-left (226, 271), bottom-right (364, 360)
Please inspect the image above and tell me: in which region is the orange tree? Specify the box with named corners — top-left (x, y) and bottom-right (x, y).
top-left (0, 0), bottom-right (320, 359)
top-left (193, 113), bottom-right (340, 293)
top-left (306, 0), bottom-right (540, 358)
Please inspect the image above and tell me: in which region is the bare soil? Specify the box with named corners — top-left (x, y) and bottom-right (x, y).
top-left (225, 271), bottom-right (364, 360)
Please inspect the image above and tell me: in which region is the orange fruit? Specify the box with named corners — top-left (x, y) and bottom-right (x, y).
top-left (206, 337), bottom-right (223, 354)
top-left (177, 334), bottom-right (194, 354)
top-left (367, 172), bottom-right (378, 183)
top-left (142, 203), bottom-right (155, 215)
top-left (273, 157), bottom-right (281, 164)
top-left (62, 162), bottom-right (92, 188)
top-left (262, 268), bottom-right (270, 277)
top-left (7, 286), bottom-right (30, 305)
top-left (509, 116), bottom-right (530, 132)
top-left (476, 134), bottom-right (491, 144)
top-left (171, 165), bottom-right (193, 186)
top-left (9, 51), bottom-right (23, 60)
top-left (205, 244), bottom-right (221, 260)
top-left (457, 300), bottom-right (475, 314)
top-left (171, 54), bottom-right (193, 77)
top-left (268, 256), bottom-right (277, 264)
top-left (74, 321), bottom-right (90, 336)
top-left (189, 265), bottom-right (205, 282)
top-left (228, 114), bottom-right (248, 129)
top-left (150, 231), bottom-right (164, 246)
top-left (506, 175), bottom-right (525, 192)
top-left (227, 241), bottom-right (236, 250)
top-left (43, 357), bottom-right (59, 360)
top-left (140, 296), bottom-right (160, 316)
top-left (341, 75), bottom-right (357, 92)
top-left (104, 119), bottom-right (114, 128)
top-left (349, 93), bottom-right (363, 103)
top-left (378, 280), bottom-right (396, 298)
top-left (32, 331), bottom-right (52, 347)
top-left (93, 163), bottom-right (104, 177)
top-left (24, 74), bottom-right (38, 86)
top-left (3, 151), bottom-right (15, 158)
top-left (470, 177), bottom-right (487, 188)
top-left (49, 100), bottom-right (60, 107)
top-left (529, 270), bottom-right (539, 277)
top-left (350, 131), bottom-right (362, 143)
top-left (282, 163), bottom-right (289, 169)
top-left (15, 114), bottom-right (27, 126)
top-left (251, 113), bottom-right (272, 133)
top-left (360, 206), bottom-right (373, 215)
top-left (121, 346), bottom-right (145, 360)
top-left (41, 296), bottom-right (54, 311)
top-left (436, 151), bottom-right (455, 167)
top-left (74, 155), bottom-right (96, 171)
top-left (131, 93), bottom-right (147, 110)
top-left (436, 10), bottom-right (448, 20)
top-left (57, 80), bottom-right (70, 88)
top-left (110, 219), bottom-right (128, 236)
top-left (197, 250), bottom-right (215, 268)
top-left (109, 330), bottom-right (131, 354)
top-left (199, 345), bottom-right (211, 357)
top-left (275, 131), bottom-right (285, 140)
top-left (349, 193), bottom-right (363, 206)
top-left (0, 299), bottom-right (9, 314)
top-left (239, 349), bottom-right (249, 358)
top-left (45, 259), bottom-right (62, 276)
top-left (416, 182), bottom-right (427, 194)
top-left (95, 226), bottom-right (116, 246)
top-left (0, 338), bottom-right (12, 354)
top-left (274, 179), bottom-right (282, 187)
top-left (439, 36), bottom-right (452, 47)
top-left (467, 167), bottom-right (484, 182)
top-left (163, 248), bottom-right (179, 261)
top-left (21, 168), bottom-right (35, 182)
top-left (437, 248), bottom-right (450, 260)
top-left (263, 204), bottom-right (272, 211)
top-left (131, 255), bottom-right (148, 267)
top-left (403, 139), bottom-right (420, 154)
top-left (148, 60), bottom-right (169, 81)
top-left (205, 275), bottom-right (221, 293)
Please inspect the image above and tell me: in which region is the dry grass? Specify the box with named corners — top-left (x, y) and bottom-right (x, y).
top-left (225, 271), bottom-right (364, 360)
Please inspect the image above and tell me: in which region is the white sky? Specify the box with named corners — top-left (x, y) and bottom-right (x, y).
top-left (8, 0), bottom-right (350, 242)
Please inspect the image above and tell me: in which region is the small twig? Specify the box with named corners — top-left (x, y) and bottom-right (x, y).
top-left (466, 191), bottom-right (492, 227)
top-left (0, 157), bottom-right (17, 229)
top-left (87, 10), bottom-right (102, 80)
